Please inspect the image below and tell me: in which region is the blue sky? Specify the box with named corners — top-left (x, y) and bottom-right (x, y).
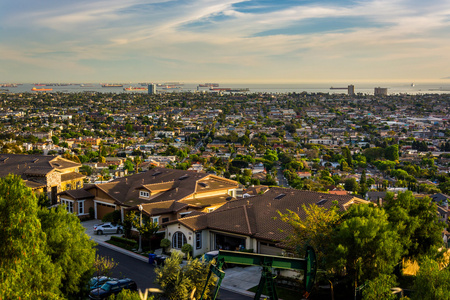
top-left (1, 0), bottom-right (450, 83)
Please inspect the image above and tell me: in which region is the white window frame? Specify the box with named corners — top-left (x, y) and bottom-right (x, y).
top-left (207, 208), bottom-right (214, 213)
top-left (151, 216), bottom-right (159, 225)
top-left (196, 232), bottom-right (202, 249)
top-left (78, 200), bottom-right (86, 216)
top-left (61, 199), bottom-right (74, 213)
top-left (172, 231), bottom-right (187, 249)
top-left (140, 190), bottom-right (150, 198)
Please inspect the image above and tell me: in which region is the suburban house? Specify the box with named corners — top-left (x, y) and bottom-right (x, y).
top-left (0, 154), bottom-right (84, 204)
top-left (58, 167), bottom-right (239, 221)
top-left (163, 187), bottom-right (369, 258)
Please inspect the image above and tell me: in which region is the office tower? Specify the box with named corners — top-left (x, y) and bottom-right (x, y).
top-left (148, 84), bottom-right (156, 95)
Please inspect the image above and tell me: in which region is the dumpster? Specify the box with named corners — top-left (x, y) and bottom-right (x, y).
top-left (148, 253), bottom-right (156, 264)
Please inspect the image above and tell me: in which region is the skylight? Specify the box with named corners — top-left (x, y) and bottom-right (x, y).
top-left (274, 193), bottom-right (286, 200)
top-left (316, 199), bottom-right (328, 206)
top-left (178, 174), bottom-right (189, 180)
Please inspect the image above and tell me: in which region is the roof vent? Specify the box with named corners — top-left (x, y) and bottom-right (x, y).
top-left (178, 174), bottom-right (189, 180)
top-left (0, 157), bottom-right (8, 163)
top-left (274, 193), bottom-right (286, 200)
top-left (199, 182), bottom-right (208, 188)
top-left (226, 196), bottom-right (233, 201)
top-left (316, 199), bottom-right (328, 206)
top-left (152, 171), bottom-right (162, 177)
top-left (32, 158), bottom-right (39, 163)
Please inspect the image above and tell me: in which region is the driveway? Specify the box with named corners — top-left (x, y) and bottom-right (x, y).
top-left (81, 219), bottom-right (124, 243)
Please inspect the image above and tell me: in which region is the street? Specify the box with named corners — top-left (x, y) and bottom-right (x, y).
top-left (96, 245), bottom-right (252, 300)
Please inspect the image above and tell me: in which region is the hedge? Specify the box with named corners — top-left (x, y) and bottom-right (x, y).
top-left (110, 235), bottom-right (137, 247)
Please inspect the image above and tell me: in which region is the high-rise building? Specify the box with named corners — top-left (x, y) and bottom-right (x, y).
top-left (348, 85), bottom-right (355, 96)
top-left (148, 84), bottom-right (156, 95)
top-left (374, 87), bottom-right (388, 96)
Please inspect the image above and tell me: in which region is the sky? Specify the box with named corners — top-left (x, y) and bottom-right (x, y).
top-left (1, 0), bottom-right (450, 83)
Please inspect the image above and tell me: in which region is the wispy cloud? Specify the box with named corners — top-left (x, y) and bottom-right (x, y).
top-left (2, 0), bottom-right (450, 82)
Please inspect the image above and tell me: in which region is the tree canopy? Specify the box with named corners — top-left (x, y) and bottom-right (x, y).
top-left (0, 174), bottom-right (96, 299)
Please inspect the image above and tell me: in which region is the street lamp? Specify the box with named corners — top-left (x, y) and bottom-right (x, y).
top-left (138, 204), bottom-right (143, 253)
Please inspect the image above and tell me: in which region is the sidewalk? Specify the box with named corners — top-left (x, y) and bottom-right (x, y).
top-left (82, 219), bottom-right (265, 298)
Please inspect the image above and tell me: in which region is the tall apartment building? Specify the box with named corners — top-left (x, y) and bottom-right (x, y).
top-left (374, 87), bottom-right (388, 96)
top-left (148, 84), bottom-right (156, 95)
top-left (348, 85), bottom-right (355, 96)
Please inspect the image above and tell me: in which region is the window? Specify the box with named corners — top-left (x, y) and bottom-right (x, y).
top-left (151, 217), bottom-right (159, 225)
top-left (196, 232), bottom-right (202, 249)
top-left (78, 200), bottom-right (84, 215)
top-left (61, 199), bottom-right (73, 213)
top-left (162, 217), bottom-right (169, 223)
top-left (140, 191), bottom-right (150, 198)
top-left (172, 231), bottom-right (187, 249)
top-left (66, 183), bottom-right (71, 190)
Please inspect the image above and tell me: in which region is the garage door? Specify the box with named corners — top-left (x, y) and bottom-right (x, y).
top-left (96, 202), bottom-right (116, 220)
top-left (259, 242), bottom-right (283, 256)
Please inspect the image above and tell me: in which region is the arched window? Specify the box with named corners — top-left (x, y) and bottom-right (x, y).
top-left (172, 231), bottom-right (187, 249)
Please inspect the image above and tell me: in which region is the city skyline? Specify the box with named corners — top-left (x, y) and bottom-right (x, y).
top-left (2, 0), bottom-right (450, 83)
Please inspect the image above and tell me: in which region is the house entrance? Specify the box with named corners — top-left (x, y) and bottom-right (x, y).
top-left (51, 186), bottom-right (58, 205)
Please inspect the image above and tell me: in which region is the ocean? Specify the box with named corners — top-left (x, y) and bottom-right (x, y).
top-left (3, 82), bottom-right (450, 95)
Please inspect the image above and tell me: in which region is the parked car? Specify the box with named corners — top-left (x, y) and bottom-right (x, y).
top-left (93, 223), bottom-right (123, 235)
top-left (87, 276), bottom-right (118, 291)
top-left (202, 250), bottom-right (219, 262)
top-left (89, 278), bottom-right (137, 299)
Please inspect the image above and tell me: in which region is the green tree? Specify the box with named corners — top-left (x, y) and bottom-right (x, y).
top-left (129, 211), bottom-right (160, 250)
top-left (263, 149), bottom-right (278, 162)
top-left (413, 257), bottom-right (450, 300)
top-left (0, 175), bottom-right (61, 299)
top-left (278, 204), bottom-right (340, 269)
top-left (51, 135), bottom-right (60, 145)
top-left (384, 145), bottom-right (399, 161)
top-left (362, 274), bottom-right (398, 300)
top-left (344, 178), bottom-right (359, 192)
top-left (383, 191), bottom-right (444, 260)
top-left (38, 206), bottom-right (96, 297)
top-left (329, 204), bottom-right (402, 295)
top-left (155, 252), bottom-right (217, 300)
top-left (93, 254), bottom-right (118, 280)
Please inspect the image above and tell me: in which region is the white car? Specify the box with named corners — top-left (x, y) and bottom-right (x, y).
top-left (93, 222), bottom-right (123, 235)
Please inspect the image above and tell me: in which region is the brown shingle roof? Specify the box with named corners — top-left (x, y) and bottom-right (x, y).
top-left (0, 154), bottom-right (81, 178)
top-left (91, 167), bottom-right (238, 207)
top-left (58, 189), bottom-right (95, 200)
top-left (61, 172), bottom-right (85, 182)
top-left (176, 187), bottom-right (366, 242)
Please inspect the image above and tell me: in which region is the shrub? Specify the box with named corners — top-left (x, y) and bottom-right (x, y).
top-left (102, 210), bottom-right (121, 224)
top-left (110, 236), bottom-right (137, 247)
top-left (89, 207), bottom-right (95, 220)
top-left (181, 243), bottom-right (193, 256)
top-left (160, 238), bottom-right (171, 249)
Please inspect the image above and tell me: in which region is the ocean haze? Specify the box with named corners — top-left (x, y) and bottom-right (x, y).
top-left (6, 82), bottom-right (450, 95)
